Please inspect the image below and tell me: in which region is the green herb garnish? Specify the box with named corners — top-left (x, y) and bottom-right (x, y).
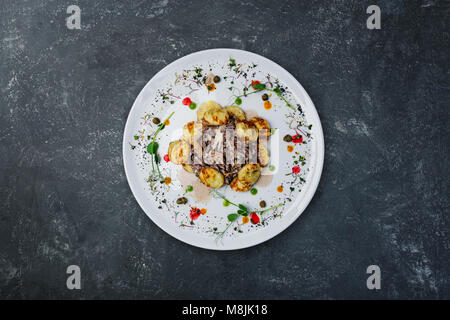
top-left (231, 82), bottom-right (294, 110)
top-left (147, 111), bottom-right (174, 182)
top-left (213, 191), bottom-right (283, 242)
top-left (147, 142), bottom-right (158, 154)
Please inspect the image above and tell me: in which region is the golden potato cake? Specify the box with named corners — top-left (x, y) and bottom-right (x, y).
top-left (182, 121), bottom-right (202, 145)
top-left (198, 168), bottom-right (224, 188)
top-left (203, 108), bottom-right (229, 126)
top-left (225, 106), bottom-right (246, 121)
top-left (237, 163), bottom-right (261, 185)
top-left (168, 140), bottom-right (190, 165)
top-left (230, 177), bottom-right (252, 192)
top-left (197, 101), bottom-right (222, 121)
top-left (249, 117), bottom-right (271, 136)
top-left (236, 120), bottom-right (258, 142)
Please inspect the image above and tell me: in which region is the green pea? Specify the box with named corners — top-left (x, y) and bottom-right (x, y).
top-left (189, 102), bottom-right (197, 110)
top-left (186, 185), bottom-right (193, 192)
top-left (250, 188), bottom-right (258, 195)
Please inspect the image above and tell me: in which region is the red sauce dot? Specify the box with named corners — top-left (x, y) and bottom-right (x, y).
top-left (182, 97), bottom-right (192, 106)
top-left (250, 212), bottom-right (260, 224)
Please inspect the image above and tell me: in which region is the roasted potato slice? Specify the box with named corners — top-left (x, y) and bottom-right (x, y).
top-left (198, 168), bottom-right (224, 188)
top-left (249, 117), bottom-right (271, 136)
top-left (182, 121), bottom-right (202, 145)
top-left (258, 144), bottom-right (269, 167)
top-left (197, 101), bottom-right (222, 121)
top-left (182, 163), bottom-right (194, 173)
top-left (203, 108), bottom-right (229, 126)
top-left (237, 163), bottom-right (261, 185)
top-left (236, 120), bottom-right (258, 142)
top-left (230, 177), bottom-right (252, 192)
top-left (168, 140), bottom-right (190, 165)
top-left (225, 106), bottom-right (246, 121)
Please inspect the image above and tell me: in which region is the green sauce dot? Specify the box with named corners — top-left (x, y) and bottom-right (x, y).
top-left (186, 185), bottom-right (193, 192)
top-left (223, 199), bottom-right (230, 207)
top-left (269, 164), bottom-right (276, 172)
top-left (189, 102), bottom-right (197, 110)
top-left (250, 188), bottom-right (258, 195)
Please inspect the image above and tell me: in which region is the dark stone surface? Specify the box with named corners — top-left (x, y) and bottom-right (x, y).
top-left (0, 0), bottom-right (448, 299)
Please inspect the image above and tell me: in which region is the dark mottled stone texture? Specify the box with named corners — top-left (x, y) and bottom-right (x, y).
top-left (0, 0), bottom-right (448, 299)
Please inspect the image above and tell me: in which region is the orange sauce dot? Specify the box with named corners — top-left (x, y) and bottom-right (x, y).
top-left (287, 145), bottom-right (294, 152)
top-left (200, 208), bottom-right (207, 215)
top-left (263, 101), bottom-right (272, 110)
top-left (277, 185), bottom-right (284, 193)
top-left (164, 177), bottom-right (171, 184)
top-left (164, 119), bottom-right (170, 126)
top-left (242, 216), bottom-right (249, 224)
top-left (206, 83), bottom-right (216, 91)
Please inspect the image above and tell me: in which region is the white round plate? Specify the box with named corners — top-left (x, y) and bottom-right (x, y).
top-left (123, 49), bottom-right (324, 250)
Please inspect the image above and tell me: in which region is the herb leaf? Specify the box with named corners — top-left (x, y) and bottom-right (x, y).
top-left (147, 142), bottom-right (159, 154)
top-left (238, 204), bottom-right (248, 211)
top-left (253, 83), bottom-right (266, 90)
top-left (273, 86), bottom-right (281, 94)
top-left (237, 209), bottom-right (248, 216)
top-left (227, 214), bottom-right (239, 222)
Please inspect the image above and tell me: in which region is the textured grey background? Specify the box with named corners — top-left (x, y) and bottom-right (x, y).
top-left (0, 0), bottom-right (449, 299)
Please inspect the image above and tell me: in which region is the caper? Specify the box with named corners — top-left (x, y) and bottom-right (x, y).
top-left (283, 134), bottom-right (292, 142)
top-left (259, 200), bottom-right (267, 208)
top-left (176, 197), bottom-right (187, 205)
top-left (213, 75), bottom-right (220, 83)
top-left (153, 117), bottom-right (160, 124)
top-left (262, 94), bottom-right (269, 101)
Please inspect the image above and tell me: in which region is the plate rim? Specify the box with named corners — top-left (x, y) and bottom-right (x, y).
top-left (122, 48), bottom-right (325, 250)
